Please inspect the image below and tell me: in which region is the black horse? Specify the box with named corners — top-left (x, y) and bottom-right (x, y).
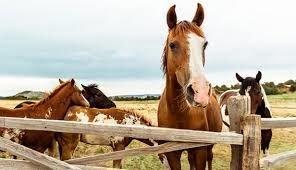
top-left (220, 71), bottom-right (272, 156)
top-left (15, 83), bottom-right (116, 109)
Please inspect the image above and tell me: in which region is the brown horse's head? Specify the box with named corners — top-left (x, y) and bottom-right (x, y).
top-left (163, 3), bottom-right (211, 107)
top-left (59, 79), bottom-right (90, 107)
top-left (236, 71), bottom-right (263, 114)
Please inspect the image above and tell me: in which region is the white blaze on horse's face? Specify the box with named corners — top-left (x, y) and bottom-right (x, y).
top-left (186, 32), bottom-right (211, 107)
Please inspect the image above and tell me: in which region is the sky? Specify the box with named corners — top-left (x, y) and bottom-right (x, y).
top-left (0, 0), bottom-right (296, 96)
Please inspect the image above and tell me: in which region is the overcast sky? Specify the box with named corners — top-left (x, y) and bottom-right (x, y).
top-left (0, 0), bottom-right (296, 96)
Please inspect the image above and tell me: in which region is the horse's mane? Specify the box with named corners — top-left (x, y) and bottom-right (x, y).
top-left (88, 84), bottom-right (98, 89)
top-left (162, 21), bottom-right (205, 75)
top-left (117, 108), bottom-right (155, 126)
top-left (35, 81), bottom-right (70, 107)
top-left (260, 85), bottom-right (272, 115)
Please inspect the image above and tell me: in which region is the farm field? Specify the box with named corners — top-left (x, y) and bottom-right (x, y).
top-left (0, 93), bottom-right (295, 170)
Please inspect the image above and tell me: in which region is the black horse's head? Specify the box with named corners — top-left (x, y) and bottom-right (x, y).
top-left (81, 84), bottom-right (116, 109)
top-left (236, 71), bottom-right (263, 114)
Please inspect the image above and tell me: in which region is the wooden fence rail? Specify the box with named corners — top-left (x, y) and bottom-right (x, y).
top-left (0, 116), bottom-right (243, 145)
top-left (66, 142), bottom-right (209, 165)
top-left (261, 117), bottom-right (296, 129)
top-left (260, 150), bottom-right (296, 170)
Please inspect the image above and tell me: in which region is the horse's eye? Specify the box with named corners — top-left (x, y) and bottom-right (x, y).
top-left (169, 42), bottom-right (176, 49)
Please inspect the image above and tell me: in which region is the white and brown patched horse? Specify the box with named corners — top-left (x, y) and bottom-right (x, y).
top-left (55, 106), bottom-right (155, 168)
top-left (219, 71), bottom-right (272, 156)
top-left (158, 4), bottom-right (222, 170)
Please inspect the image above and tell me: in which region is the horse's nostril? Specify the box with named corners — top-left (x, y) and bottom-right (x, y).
top-left (187, 85), bottom-right (195, 97)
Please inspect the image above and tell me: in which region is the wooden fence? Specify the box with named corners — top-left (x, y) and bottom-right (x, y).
top-left (0, 96), bottom-right (295, 169)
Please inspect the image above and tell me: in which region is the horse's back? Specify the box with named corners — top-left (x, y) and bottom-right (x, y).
top-left (219, 90), bottom-right (239, 107)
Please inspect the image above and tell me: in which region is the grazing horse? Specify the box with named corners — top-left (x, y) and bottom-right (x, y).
top-left (0, 79), bottom-right (89, 153)
top-left (158, 4), bottom-right (222, 170)
top-left (219, 71), bottom-right (272, 156)
top-left (55, 106), bottom-right (155, 168)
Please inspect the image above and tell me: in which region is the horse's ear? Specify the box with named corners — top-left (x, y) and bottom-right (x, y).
top-left (70, 79), bottom-right (75, 86)
top-left (81, 84), bottom-right (87, 89)
top-left (256, 71), bottom-right (262, 82)
top-left (236, 73), bottom-right (244, 82)
top-left (167, 5), bottom-right (177, 29)
top-left (192, 3), bottom-right (204, 26)
top-left (59, 79), bottom-right (64, 84)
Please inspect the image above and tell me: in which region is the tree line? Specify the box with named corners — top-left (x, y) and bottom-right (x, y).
top-left (214, 79), bottom-right (296, 95)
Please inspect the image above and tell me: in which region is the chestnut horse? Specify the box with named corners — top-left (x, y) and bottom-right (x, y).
top-left (14, 83), bottom-right (118, 159)
top-left (56, 106), bottom-right (155, 168)
top-left (219, 71), bottom-right (272, 156)
top-left (158, 4), bottom-right (222, 170)
top-left (0, 79), bottom-right (89, 153)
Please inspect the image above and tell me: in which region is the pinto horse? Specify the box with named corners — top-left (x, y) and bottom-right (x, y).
top-left (219, 71), bottom-right (272, 156)
top-left (56, 106), bottom-right (155, 168)
top-left (0, 79), bottom-right (89, 153)
top-left (158, 4), bottom-right (222, 170)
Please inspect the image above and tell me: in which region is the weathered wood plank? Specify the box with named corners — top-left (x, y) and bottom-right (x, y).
top-left (260, 150), bottom-right (296, 169)
top-left (261, 117), bottom-right (296, 129)
top-left (0, 117), bottom-right (243, 145)
top-left (228, 96), bottom-right (249, 170)
top-left (242, 115), bottom-right (261, 170)
top-left (0, 137), bottom-right (80, 170)
top-left (0, 159), bottom-right (118, 170)
top-left (66, 142), bottom-right (209, 165)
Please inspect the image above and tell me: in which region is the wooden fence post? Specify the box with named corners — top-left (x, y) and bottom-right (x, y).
top-left (242, 115), bottom-right (261, 170)
top-left (228, 96), bottom-right (250, 170)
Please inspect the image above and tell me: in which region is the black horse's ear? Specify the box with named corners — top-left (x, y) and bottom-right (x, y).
top-left (192, 3), bottom-right (204, 26)
top-left (167, 5), bottom-right (177, 29)
top-left (81, 84), bottom-right (87, 89)
top-left (256, 71), bottom-right (262, 82)
top-left (236, 73), bottom-right (244, 82)
top-left (59, 79), bottom-right (64, 84)
top-left (70, 79), bottom-right (75, 86)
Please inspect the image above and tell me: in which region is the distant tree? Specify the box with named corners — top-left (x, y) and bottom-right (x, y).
top-left (289, 85), bottom-right (296, 92)
top-left (284, 79), bottom-right (295, 85)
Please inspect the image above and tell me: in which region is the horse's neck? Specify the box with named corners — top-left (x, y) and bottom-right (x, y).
top-left (165, 75), bottom-right (190, 114)
top-left (37, 88), bottom-right (72, 120)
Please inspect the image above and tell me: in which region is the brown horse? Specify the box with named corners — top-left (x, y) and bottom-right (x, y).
top-left (158, 4), bottom-right (222, 170)
top-left (55, 106), bottom-right (155, 168)
top-left (0, 79), bottom-right (89, 153)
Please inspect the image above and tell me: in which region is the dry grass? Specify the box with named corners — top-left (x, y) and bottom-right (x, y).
top-left (0, 94), bottom-right (295, 169)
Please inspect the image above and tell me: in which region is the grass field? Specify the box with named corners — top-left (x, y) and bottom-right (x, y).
top-left (0, 93), bottom-right (295, 170)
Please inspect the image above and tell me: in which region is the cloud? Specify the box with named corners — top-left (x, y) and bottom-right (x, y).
top-left (0, 0), bottom-right (295, 95)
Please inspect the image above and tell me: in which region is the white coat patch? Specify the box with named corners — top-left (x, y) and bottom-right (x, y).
top-left (76, 112), bottom-right (89, 122)
top-left (81, 113), bottom-right (145, 147)
top-left (45, 107), bottom-right (52, 119)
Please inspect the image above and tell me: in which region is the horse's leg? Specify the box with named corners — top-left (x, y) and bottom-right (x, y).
top-left (56, 133), bottom-right (80, 160)
top-left (48, 137), bottom-right (59, 158)
top-left (164, 151), bottom-right (182, 170)
top-left (112, 142), bottom-right (126, 169)
top-left (188, 150), bottom-right (196, 170)
top-left (192, 147), bottom-right (207, 170)
top-left (207, 145), bottom-right (214, 170)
